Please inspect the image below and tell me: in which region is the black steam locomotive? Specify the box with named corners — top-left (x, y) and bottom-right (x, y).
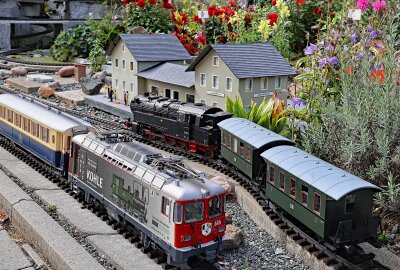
top-left (130, 95), bottom-right (232, 157)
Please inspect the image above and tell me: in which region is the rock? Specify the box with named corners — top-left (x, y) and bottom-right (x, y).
top-left (0, 70), bottom-right (11, 78)
top-left (10, 66), bottom-right (28, 76)
top-left (91, 71), bottom-right (107, 83)
top-left (223, 224), bottom-right (244, 250)
top-left (210, 176), bottom-right (233, 194)
top-left (275, 248), bottom-right (284, 255)
top-left (80, 77), bottom-right (104, 95)
top-left (37, 86), bottom-right (55, 98)
top-left (392, 224), bottom-right (399, 234)
top-left (46, 81), bottom-right (61, 91)
top-left (58, 66), bottom-right (75, 77)
top-left (130, 26), bottom-right (147, 34)
top-left (225, 211), bottom-right (233, 224)
top-left (86, 68), bottom-right (93, 78)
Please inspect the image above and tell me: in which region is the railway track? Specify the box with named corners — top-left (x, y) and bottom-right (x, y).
top-left (0, 50), bottom-right (71, 68)
top-left (0, 85), bottom-right (392, 270)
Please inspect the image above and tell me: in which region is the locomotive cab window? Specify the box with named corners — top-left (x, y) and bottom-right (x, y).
top-left (290, 178), bottom-right (296, 198)
top-left (301, 185), bottom-right (308, 206)
top-left (174, 202), bottom-right (183, 224)
top-left (269, 165), bottom-right (275, 184)
top-left (279, 172), bottom-right (285, 191)
top-left (314, 193), bottom-right (321, 214)
top-left (209, 196), bottom-right (223, 219)
top-left (184, 201), bottom-right (204, 223)
top-left (345, 194), bottom-right (356, 214)
top-left (161, 196), bottom-right (170, 218)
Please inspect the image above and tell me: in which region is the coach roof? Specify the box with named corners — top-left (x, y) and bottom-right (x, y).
top-left (0, 94), bottom-right (92, 133)
top-left (261, 145), bottom-right (381, 200)
top-left (218, 118), bottom-right (293, 149)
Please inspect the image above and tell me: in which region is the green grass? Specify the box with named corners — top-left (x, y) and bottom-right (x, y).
top-left (13, 55), bottom-right (73, 65)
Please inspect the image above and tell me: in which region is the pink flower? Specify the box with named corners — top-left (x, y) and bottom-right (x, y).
top-left (372, 0), bottom-right (386, 12)
top-left (357, 0), bottom-right (370, 10)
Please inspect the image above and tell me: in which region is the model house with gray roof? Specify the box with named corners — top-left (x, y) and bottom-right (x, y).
top-left (186, 42), bottom-right (296, 109)
top-left (106, 34), bottom-right (192, 103)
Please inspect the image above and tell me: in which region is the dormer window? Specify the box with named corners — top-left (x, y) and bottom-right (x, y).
top-left (213, 56), bottom-right (219, 66)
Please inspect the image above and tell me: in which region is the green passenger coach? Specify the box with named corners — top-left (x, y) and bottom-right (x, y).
top-left (261, 146), bottom-right (381, 246)
top-left (217, 118), bottom-right (293, 181)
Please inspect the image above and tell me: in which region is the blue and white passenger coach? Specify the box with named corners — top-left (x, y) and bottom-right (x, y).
top-left (0, 94), bottom-right (94, 174)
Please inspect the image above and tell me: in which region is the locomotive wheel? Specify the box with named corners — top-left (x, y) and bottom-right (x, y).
top-left (166, 138), bottom-right (175, 146)
top-left (177, 142), bottom-right (187, 150)
top-left (205, 149), bottom-right (215, 158)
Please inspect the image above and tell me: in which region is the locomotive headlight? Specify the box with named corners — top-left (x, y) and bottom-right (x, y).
top-left (182, 235), bottom-right (192, 242)
top-left (218, 227), bottom-right (225, 233)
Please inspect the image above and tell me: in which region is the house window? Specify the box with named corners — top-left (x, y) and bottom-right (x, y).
top-left (15, 114), bottom-right (21, 127)
top-left (212, 102), bottom-right (218, 107)
top-left (275, 76), bottom-right (282, 89)
top-left (41, 127), bottom-right (49, 142)
top-left (161, 196), bottom-right (170, 218)
top-left (246, 146), bottom-right (251, 162)
top-left (23, 118), bottom-right (30, 132)
top-left (239, 141), bottom-right (244, 156)
top-left (122, 45), bottom-right (125, 52)
top-left (226, 78), bottom-right (233, 91)
top-left (122, 60), bottom-right (125, 70)
top-left (151, 86), bottom-right (159, 96)
top-left (245, 78), bottom-right (253, 92)
top-left (186, 94), bottom-right (195, 103)
top-left (314, 193), bottom-right (321, 214)
top-left (130, 62), bottom-right (134, 71)
top-left (122, 81), bottom-right (126, 90)
top-left (172, 91), bottom-right (179, 100)
top-left (279, 172), bottom-right (285, 191)
top-left (200, 73), bottom-right (206, 86)
top-left (269, 165), bottom-right (275, 183)
top-left (130, 83), bottom-right (134, 92)
top-left (261, 77), bottom-right (268, 91)
top-left (345, 194), bottom-right (355, 214)
top-left (200, 99), bottom-right (205, 104)
top-left (115, 79), bottom-right (118, 88)
top-left (165, 89), bottom-right (171, 98)
top-left (301, 185), bottom-right (308, 206)
top-left (213, 56), bottom-right (219, 66)
top-left (7, 110), bottom-right (13, 123)
top-left (115, 58), bottom-right (118, 68)
top-left (212, 75), bottom-right (219, 89)
top-left (290, 178), bottom-right (296, 198)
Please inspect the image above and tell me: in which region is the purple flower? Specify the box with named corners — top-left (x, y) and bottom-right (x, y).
top-left (370, 30), bottom-right (378, 39)
top-left (319, 40), bottom-right (325, 47)
top-left (319, 58), bottom-right (327, 68)
top-left (327, 56), bottom-right (339, 66)
top-left (327, 44), bottom-right (334, 52)
top-left (375, 41), bottom-right (383, 49)
top-left (355, 52), bottom-right (364, 59)
top-left (367, 25), bottom-right (374, 32)
top-left (291, 97), bottom-right (307, 109)
top-left (304, 43), bottom-right (317, 55)
top-left (351, 33), bottom-right (358, 43)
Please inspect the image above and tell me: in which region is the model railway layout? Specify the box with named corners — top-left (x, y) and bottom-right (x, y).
top-left (0, 85), bottom-right (391, 270)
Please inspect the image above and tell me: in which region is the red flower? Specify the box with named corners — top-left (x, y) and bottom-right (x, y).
top-left (370, 67), bottom-right (385, 84)
top-left (271, 0), bottom-right (276, 5)
top-left (195, 33), bottom-right (206, 45)
top-left (313, 7), bottom-right (324, 14)
top-left (296, 0), bottom-right (305, 5)
top-left (208, 5), bottom-right (220, 16)
top-left (149, 0), bottom-right (156, 4)
top-left (230, 1), bottom-right (237, 7)
top-left (329, 11), bottom-right (335, 18)
top-left (267, 13), bottom-right (279, 26)
top-left (122, 0), bottom-right (130, 5)
top-left (219, 35), bottom-right (227, 43)
top-left (137, 0), bottom-right (146, 8)
top-left (162, 0), bottom-right (173, 9)
top-left (193, 15), bottom-right (203, 24)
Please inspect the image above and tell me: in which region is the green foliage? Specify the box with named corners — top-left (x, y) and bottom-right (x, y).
top-left (374, 173), bottom-right (400, 218)
top-left (50, 24), bottom-right (94, 62)
top-left (226, 94), bottom-right (287, 134)
top-left (302, 20), bottom-right (400, 186)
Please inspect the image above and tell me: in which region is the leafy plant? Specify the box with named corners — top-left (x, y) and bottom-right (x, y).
top-left (374, 173), bottom-right (400, 218)
top-left (226, 93), bottom-right (287, 134)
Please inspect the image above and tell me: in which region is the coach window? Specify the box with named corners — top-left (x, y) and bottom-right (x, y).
top-left (345, 194), bottom-right (355, 214)
top-left (32, 122), bottom-right (39, 138)
top-left (290, 178), bottom-right (296, 198)
top-left (161, 196), bottom-right (170, 218)
top-left (269, 165), bottom-right (275, 184)
top-left (279, 172), bottom-right (285, 191)
top-left (314, 193), bottom-right (321, 214)
top-left (239, 141), bottom-right (244, 157)
top-left (23, 118), bottom-right (30, 132)
top-left (301, 185), bottom-right (309, 206)
top-left (246, 146), bottom-right (251, 162)
top-left (7, 110), bottom-right (13, 123)
top-left (227, 134), bottom-right (231, 148)
top-left (222, 131), bottom-right (226, 145)
top-left (233, 138), bottom-right (238, 153)
top-left (15, 114), bottom-right (21, 128)
top-left (41, 127), bottom-right (49, 142)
